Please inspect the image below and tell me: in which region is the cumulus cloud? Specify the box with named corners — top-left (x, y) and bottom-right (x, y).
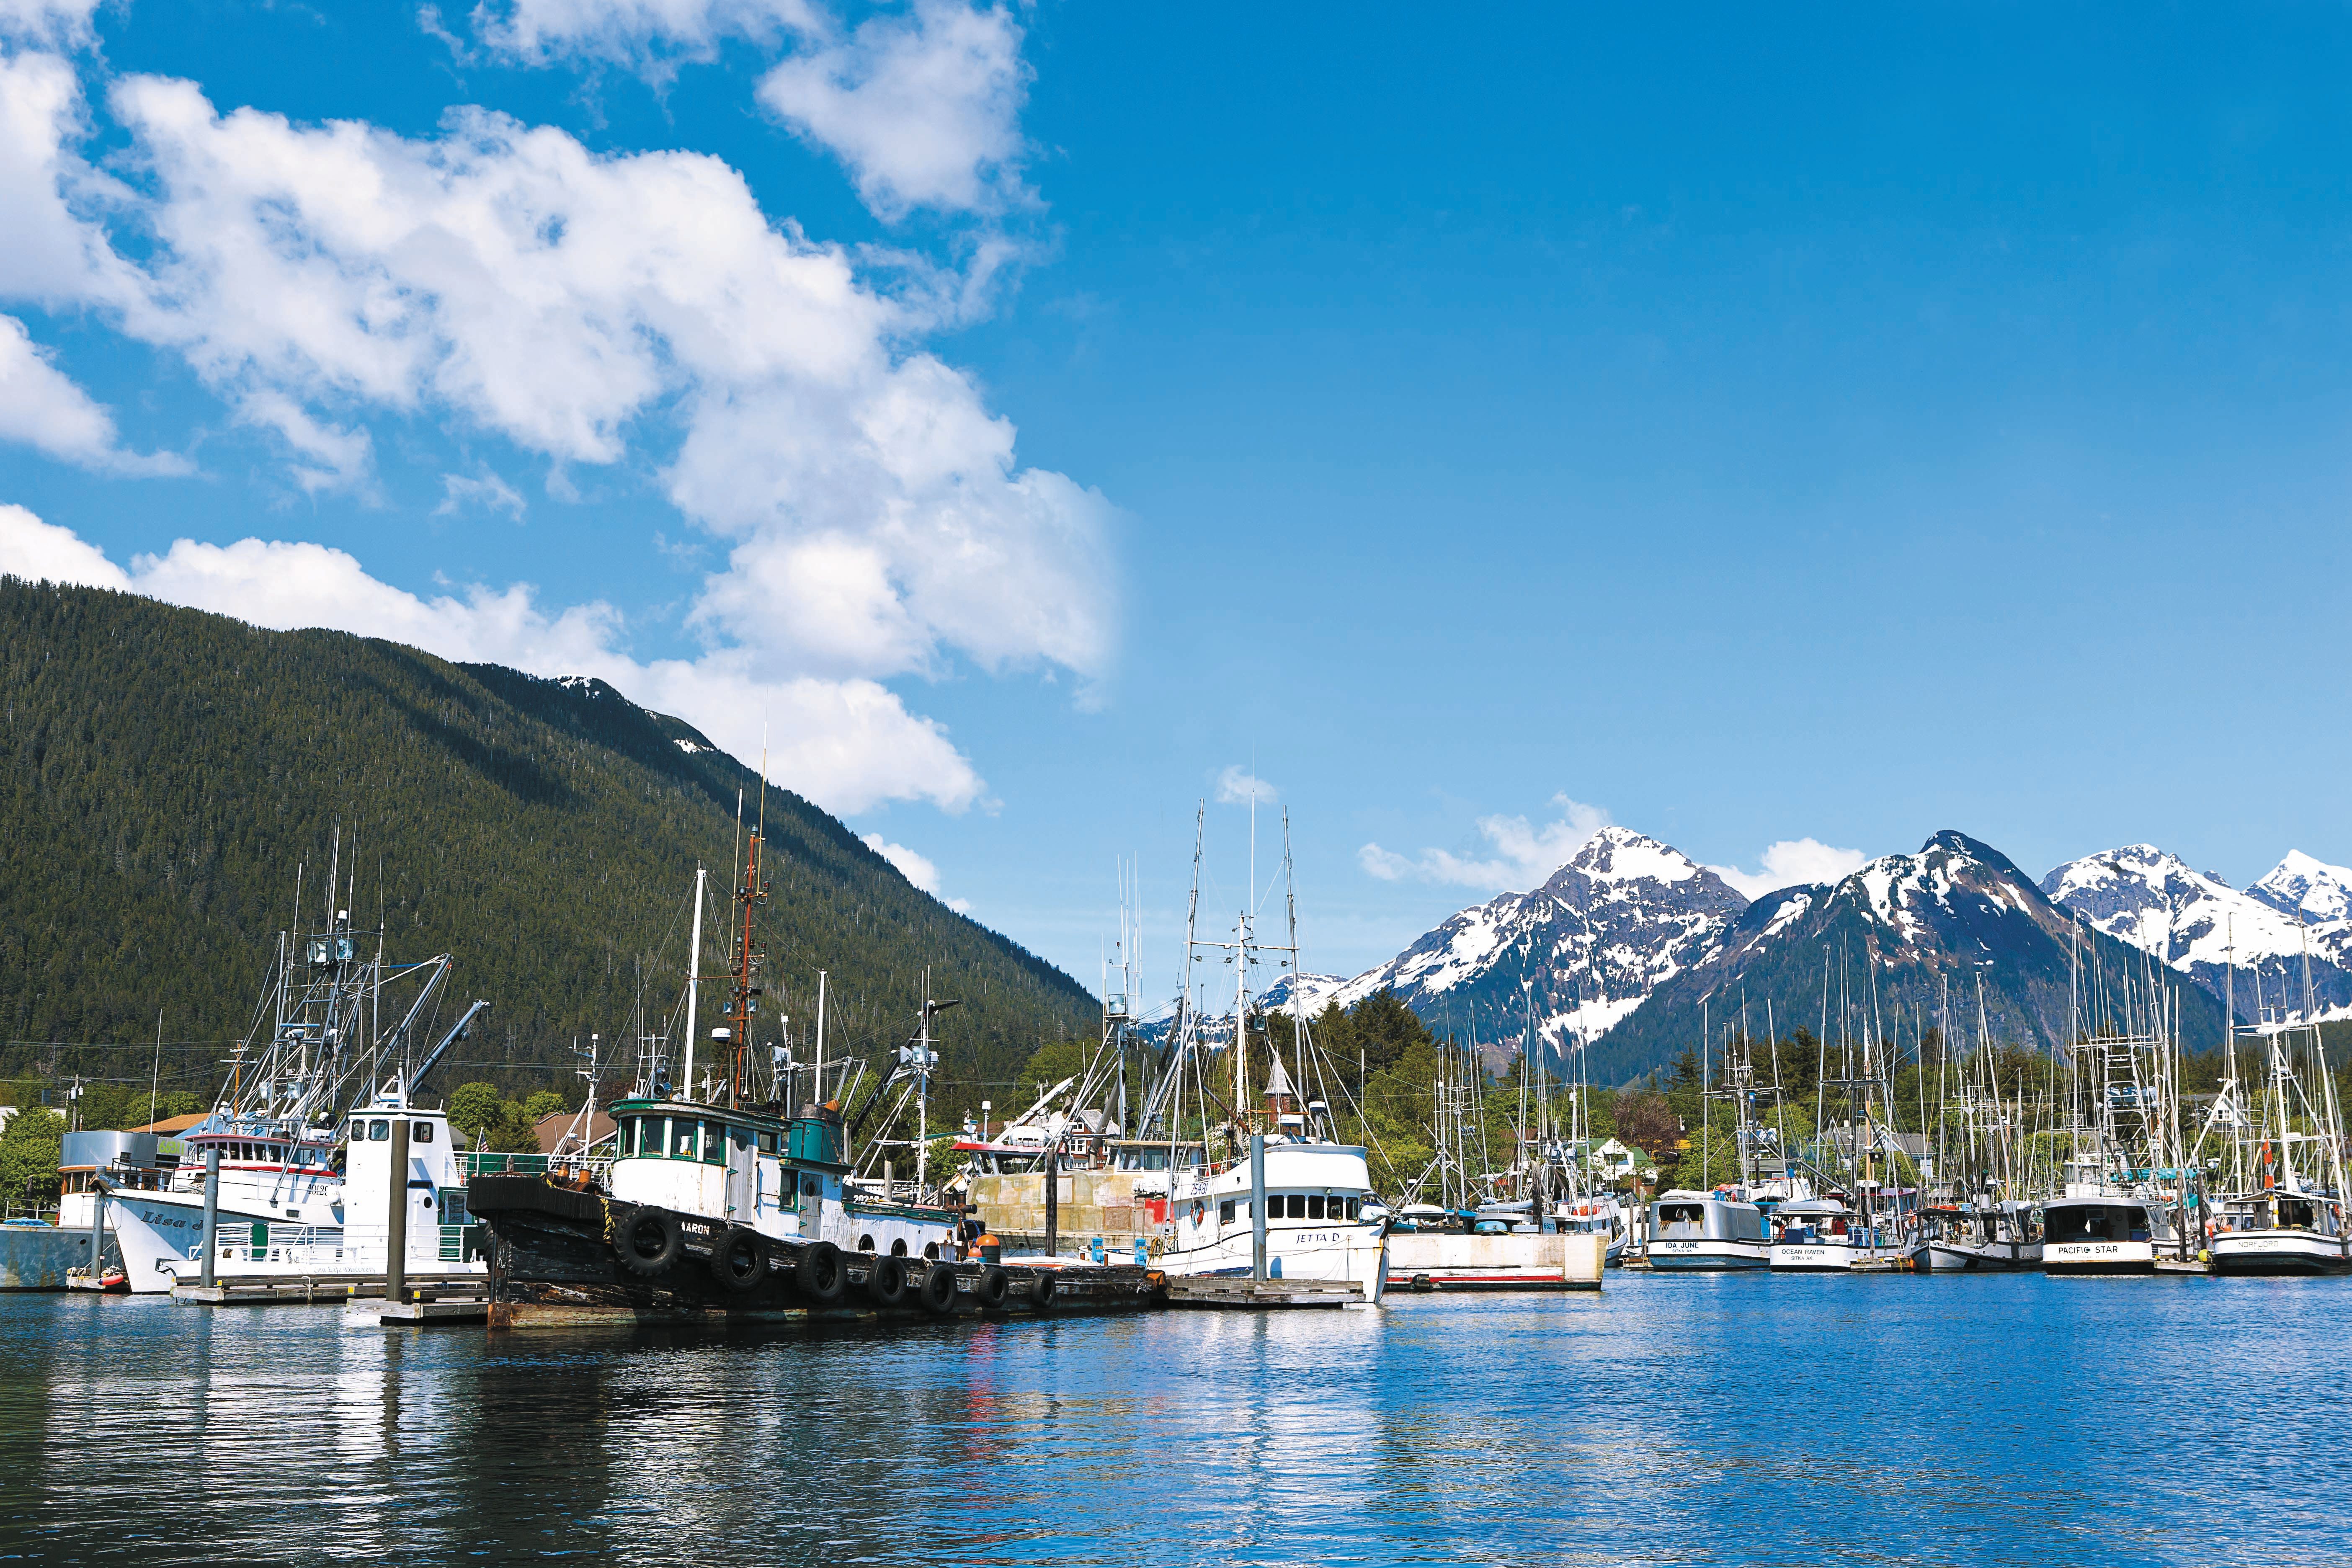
top-left (1360, 794), bottom-right (1611, 891)
top-left (1215, 764), bottom-right (1277, 807)
top-left (0, 313), bottom-right (188, 474)
top-left (1708, 838), bottom-right (1867, 900)
top-left (0, 46), bottom-right (1114, 817)
top-left (0, 0), bottom-right (98, 49)
top-left (472, 0), bottom-right (1029, 222)
top-left (0, 506), bottom-right (983, 814)
top-left (860, 831), bottom-right (937, 891)
top-left (756, 0), bottom-right (1030, 219)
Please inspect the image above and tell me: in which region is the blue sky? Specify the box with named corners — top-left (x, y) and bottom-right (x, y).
top-left (5, 3), bottom-right (2352, 993)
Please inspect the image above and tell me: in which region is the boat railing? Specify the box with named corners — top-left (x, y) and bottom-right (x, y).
top-left (457, 1151), bottom-right (613, 1187)
top-left (206, 1222), bottom-right (485, 1266)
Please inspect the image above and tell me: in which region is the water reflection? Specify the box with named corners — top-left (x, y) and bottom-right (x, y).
top-left (2, 1282), bottom-right (2348, 1565)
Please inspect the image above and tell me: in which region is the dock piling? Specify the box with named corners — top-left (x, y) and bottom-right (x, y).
top-left (1250, 1132), bottom-right (1267, 1281)
top-left (197, 1146), bottom-right (221, 1290)
top-left (385, 1119), bottom-right (410, 1305)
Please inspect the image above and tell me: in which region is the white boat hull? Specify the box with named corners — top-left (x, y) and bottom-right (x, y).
top-left (2210, 1230), bottom-right (2352, 1277)
top-left (1159, 1221), bottom-right (1388, 1302)
top-left (1647, 1238), bottom-right (1770, 1271)
top-left (1386, 1230), bottom-right (1604, 1290)
top-left (2042, 1239), bottom-right (2156, 1275)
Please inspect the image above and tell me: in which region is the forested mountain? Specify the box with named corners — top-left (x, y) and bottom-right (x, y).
top-left (0, 580), bottom-right (1094, 1115)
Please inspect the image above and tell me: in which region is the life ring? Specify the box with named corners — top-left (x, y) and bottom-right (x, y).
top-left (710, 1227), bottom-right (768, 1292)
top-left (975, 1265), bottom-right (1010, 1308)
top-left (614, 1209), bottom-right (683, 1276)
top-left (917, 1262), bottom-right (957, 1314)
top-left (794, 1240), bottom-right (846, 1305)
top-left (1191, 1199), bottom-right (1206, 1228)
top-left (866, 1253), bottom-right (909, 1307)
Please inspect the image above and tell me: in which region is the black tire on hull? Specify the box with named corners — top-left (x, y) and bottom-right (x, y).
top-left (615, 1209), bottom-right (683, 1277)
top-left (867, 1254), bottom-right (908, 1306)
top-left (975, 1265), bottom-right (1010, 1308)
top-left (1032, 1269), bottom-right (1058, 1312)
top-left (918, 1263), bottom-right (957, 1314)
top-left (712, 1228), bottom-right (768, 1291)
top-left (795, 1240), bottom-right (846, 1305)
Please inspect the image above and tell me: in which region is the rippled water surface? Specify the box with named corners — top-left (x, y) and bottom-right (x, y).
top-left (3, 1276), bottom-right (2347, 1565)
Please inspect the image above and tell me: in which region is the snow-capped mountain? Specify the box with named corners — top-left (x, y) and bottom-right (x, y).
top-left (2252, 851), bottom-right (2352, 925)
top-left (2040, 845), bottom-right (2352, 1020)
top-left (1320, 826), bottom-right (1750, 1060)
top-left (1591, 831), bottom-right (2231, 1084)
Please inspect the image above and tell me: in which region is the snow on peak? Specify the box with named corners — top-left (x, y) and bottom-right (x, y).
top-left (2254, 851), bottom-right (2352, 924)
top-left (1561, 825), bottom-right (1702, 887)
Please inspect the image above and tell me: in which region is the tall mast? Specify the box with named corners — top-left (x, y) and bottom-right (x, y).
top-left (682, 866), bottom-right (706, 1099)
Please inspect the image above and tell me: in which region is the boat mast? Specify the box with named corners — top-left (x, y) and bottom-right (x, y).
top-left (682, 866), bottom-right (706, 1100)
top-left (723, 778), bottom-right (770, 1109)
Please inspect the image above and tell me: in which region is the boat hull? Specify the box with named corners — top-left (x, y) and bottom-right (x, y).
top-left (1159, 1222), bottom-right (1387, 1302)
top-left (1647, 1238), bottom-right (1770, 1271)
top-left (2210, 1231), bottom-right (2352, 1277)
top-left (471, 1176), bottom-right (1156, 1323)
top-left (2042, 1240), bottom-right (2157, 1275)
top-left (1385, 1230), bottom-right (1604, 1291)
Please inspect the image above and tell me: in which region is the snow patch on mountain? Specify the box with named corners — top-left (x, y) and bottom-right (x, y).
top-left (1320, 825), bottom-right (1749, 1060)
top-left (2041, 844), bottom-right (2352, 1019)
top-left (2253, 851), bottom-right (2352, 925)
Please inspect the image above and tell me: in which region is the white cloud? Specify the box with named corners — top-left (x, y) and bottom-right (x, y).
top-left (0, 507), bottom-right (983, 814)
top-left (1359, 794), bottom-right (1610, 891)
top-left (473, 0), bottom-right (815, 72)
top-left (436, 467), bottom-right (527, 519)
top-left (756, 0), bottom-right (1030, 219)
top-left (860, 831), bottom-right (937, 892)
top-left (0, 0), bottom-right (98, 49)
top-left (0, 501), bottom-right (127, 586)
top-left (1708, 838), bottom-right (1867, 900)
top-left (472, 0), bottom-right (1028, 222)
top-left (1215, 764), bottom-right (1277, 806)
top-left (0, 312), bottom-right (187, 474)
top-left (0, 25), bottom-right (1105, 822)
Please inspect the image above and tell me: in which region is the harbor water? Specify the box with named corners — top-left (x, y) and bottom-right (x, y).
top-left (2, 1277), bottom-right (2345, 1565)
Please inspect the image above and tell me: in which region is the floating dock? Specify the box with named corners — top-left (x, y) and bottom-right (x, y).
top-left (171, 1271), bottom-right (484, 1306)
top-left (1163, 1277), bottom-right (1364, 1309)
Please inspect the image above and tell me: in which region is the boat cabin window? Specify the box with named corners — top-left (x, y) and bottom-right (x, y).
top-left (2047, 1205), bottom-right (2146, 1244)
top-left (670, 1119), bottom-right (697, 1160)
top-left (703, 1122), bottom-right (727, 1165)
top-left (757, 1130), bottom-right (779, 1155)
top-left (369, 1120), bottom-right (391, 1142)
top-left (1219, 1201), bottom-right (1235, 1226)
top-left (1308, 1195), bottom-right (1326, 1220)
top-left (413, 1123), bottom-right (435, 1145)
top-left (1346, 1198), bottom-right (1360, 1220)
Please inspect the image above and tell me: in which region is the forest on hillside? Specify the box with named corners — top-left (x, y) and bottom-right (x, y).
top-left (0, 580), bottom-right (1097, 1124)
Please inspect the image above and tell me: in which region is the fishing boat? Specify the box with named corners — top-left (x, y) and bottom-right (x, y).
top-left (473, 841), bottom-right (998, 1324)
top-left (2202, 944), bottom-right (2352, 1277)
top-left (1645, 1189), bottom-right (1770, 1270)
top-left (106, 881), bottom-right (490, 1293)
top-left (2040, 1193), bottom-right (2164, 1274)
top-left (2209, 1188), bottom-right (2352, 1276)
top-left (1147, 808), bottom-right (1387, 1301)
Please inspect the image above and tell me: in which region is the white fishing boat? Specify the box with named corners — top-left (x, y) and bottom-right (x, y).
top-left (1768, 1195), bottom-right (1862, 1271)
top-left (2040, 1193), bottom-right (2164, 1274)
top-left (1144, 806), bottom-right (1386, 1301)
top-left (107, 885), bottom-right (488, 1293)
top-left (2209, 1189), bottom-right (2352, 1276)
top-left (1645, 1190), bottom-right (1770, 1271)
top-left (1164, 1137), bottom-right (1387, 1299)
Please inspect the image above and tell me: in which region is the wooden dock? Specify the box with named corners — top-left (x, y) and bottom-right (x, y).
top-left (171, 1271), bottom-right (484, 1306)
top-left (351, 1285), bottom-right (493, 1324)
top-left (1163, 1277), bottom-right (1364, 1309)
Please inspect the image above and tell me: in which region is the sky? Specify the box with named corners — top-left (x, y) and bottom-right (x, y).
top-left (5, 2), bottom-right (2352, 999)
